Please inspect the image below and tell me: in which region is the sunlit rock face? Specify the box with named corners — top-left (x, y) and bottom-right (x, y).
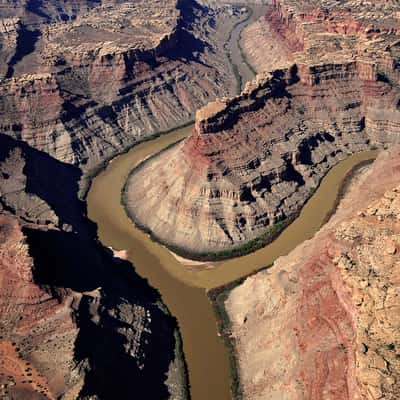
top-left (225, 148), bottom-right (400, 400)
top-left (0, 0), bottom-right (239, 178)
top-left (124, 0), bottom-right (400, 254)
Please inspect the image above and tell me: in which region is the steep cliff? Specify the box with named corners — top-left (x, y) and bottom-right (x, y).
top-left (224, 148), bottom-right (400, 400)
top-left (0, 1), bottom-right (251, 397)
top-left (0, 0), bottom-right (243, 180)
top-left (124, 0), bottom-right (400, 255)
top-left (0, 134), bottom-right (186, 399)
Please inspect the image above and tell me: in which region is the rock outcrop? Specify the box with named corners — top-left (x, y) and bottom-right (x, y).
top-left (124, 0), bottom-right (400, 254)
top-left (0, 0), bottom-right (243, 180)
top-left (225, 148), bottom-right (400, 400)
top-left (0, 1), bottom-right (251, 397)
top-left (0, 134), bottom-right (185, 399)
top-left (239, 13), bottom-right (293, 73)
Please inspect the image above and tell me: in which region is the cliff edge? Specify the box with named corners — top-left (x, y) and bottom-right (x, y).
top-left (124, 0), bottom-right (400, 255)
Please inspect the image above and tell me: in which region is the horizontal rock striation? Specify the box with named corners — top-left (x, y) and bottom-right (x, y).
top-left (0, 214), bottom-right (80, 399)
top-left (225, 148), bottom-right (400, 400)
top-left (0, 134), bottom-right (184, 399)
top-left (124, 0), bottom-right (400, 254)
top-left (239, 15), bottom-right (293, 73)
top-left (0, 0), bottom-right (242, 180)
top-left (0, 1), bottom-right (250, 397)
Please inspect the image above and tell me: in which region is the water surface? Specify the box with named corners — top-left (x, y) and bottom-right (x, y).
top-left (87, 3), bottom-right (378, 398)
top-left (88, 128), bottom-right (377, 399)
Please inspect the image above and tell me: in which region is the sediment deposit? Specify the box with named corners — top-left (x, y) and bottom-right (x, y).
top-left (225, 148), bottom-right (400, 400)
top-left (125, 0), bottom-right (400, 254)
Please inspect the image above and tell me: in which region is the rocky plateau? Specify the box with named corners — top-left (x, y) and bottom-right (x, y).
top-left (125, 0), bottom-right (400, 255)
top-left (224, 147), bottom-right (400, 400)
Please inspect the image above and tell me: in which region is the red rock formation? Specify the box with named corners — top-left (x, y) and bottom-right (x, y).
top-left (0, 135), bottom-right (186, 399)
top-left (124, 59), bottom-right (400, 254)
top-left (225, 148), bottom-right (400, 399)
top-left (0, 214), bottom-right (79, 399)
top-left (267, 0), bottom-right (305, 52)
top-left (124, 0), bottom-right (400, 255)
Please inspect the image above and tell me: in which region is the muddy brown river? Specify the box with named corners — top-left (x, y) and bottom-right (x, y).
top-left (87, 122), bottom-right (377, 399)
top-left (87, 4), bottom-right (378, 399)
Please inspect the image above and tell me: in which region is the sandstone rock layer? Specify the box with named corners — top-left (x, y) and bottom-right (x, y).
top-left (225, 148), bottom-right (400, 400)
top-left (124, 0), bottom-right (400, 254)
top-left (0, 0), bottom-right (242, 180)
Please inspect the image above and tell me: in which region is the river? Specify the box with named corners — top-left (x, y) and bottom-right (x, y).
top-left (87, 4), bottom-right (378, 400)
top-left (227, 4), bottom-right (267, 91)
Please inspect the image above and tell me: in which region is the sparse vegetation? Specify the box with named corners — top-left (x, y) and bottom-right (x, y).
top-left (199, 219), bottom-right (290, 261)
top-left (323, 159), bottom-right (375, 224)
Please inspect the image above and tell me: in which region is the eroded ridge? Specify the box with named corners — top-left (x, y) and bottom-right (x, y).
top-left (124, 0), bottom-right (400, 255)
top-left (225, 148), bottom-right (400, 400)
top-left (0, 0), bottom-right (242, 177)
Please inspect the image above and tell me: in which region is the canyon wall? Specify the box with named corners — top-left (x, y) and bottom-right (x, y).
top-left (0, 0), bottom-right (251, 396)
top-left (0, 0), bottom-right (241, 181)
top-left (124, 0), bottom-right (400, 255)
top-left (225, 148), bottom-right (400, 400)
top-left (0, 133), bottom-right (186, 399)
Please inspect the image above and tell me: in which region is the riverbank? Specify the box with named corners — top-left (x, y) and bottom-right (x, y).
top-left (86, 7), bottom-right (267, 398)
top-left (86, 3), bottom-right (381, 399)
top-left (165, 328), bottom-right (191, 400)
top-left (208, 280), bottom-right (245, 400)
top-left (225, 6), bottom-right (254, 93)
top-left (225, 4), bottom-right (268, 92)
top-left (122, 163), bottom-right (291, 262)
top-left (80, 3), bottom-right (260, 199)
top-left (207, 154), bottom-right (378, 399)
top-left (80, 120), bottom-right (195, 199)
top-left (122, 144), bottom-right (379, 264)
top-left (88, 121), bottom-right (379, 400)
top-left (322, 158), bottom-right (375, 224)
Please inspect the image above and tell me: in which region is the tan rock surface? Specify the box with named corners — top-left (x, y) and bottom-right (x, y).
top-left (124, 0), bottom-right (400, 254)
top-left (240, 16), bottom-right (293, 73)
top-left (0, 0), bottom-right (244, 180)
top-left (225, 148), bottom-right (400, 399)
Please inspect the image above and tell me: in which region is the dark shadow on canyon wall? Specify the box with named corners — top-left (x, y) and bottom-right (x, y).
top-left (0, 133), bottom-right (177, 399)
top-left (5, 26), bottom-right (41, 79)
top-left (24, 226), bottom-right (176, 400)
top-left (0, 133), bottom-right (86, 231)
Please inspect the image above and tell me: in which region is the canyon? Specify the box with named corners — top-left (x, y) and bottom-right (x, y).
top-left (124, 0), bottom-right (400, 256)
top-left (0, 134), bottom-right (186, 399)
top-left (0, 0), bottom-right (243, 184)
top-left (1, 0), bottom-right (400, 399)
top-left (0, 0), bottom-right (254, 398)
top-left (224, 147), bottom-right (400, 400)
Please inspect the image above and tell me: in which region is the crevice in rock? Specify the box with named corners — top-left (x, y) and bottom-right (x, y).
top-left (5, 25), bottom-right (41, 79)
